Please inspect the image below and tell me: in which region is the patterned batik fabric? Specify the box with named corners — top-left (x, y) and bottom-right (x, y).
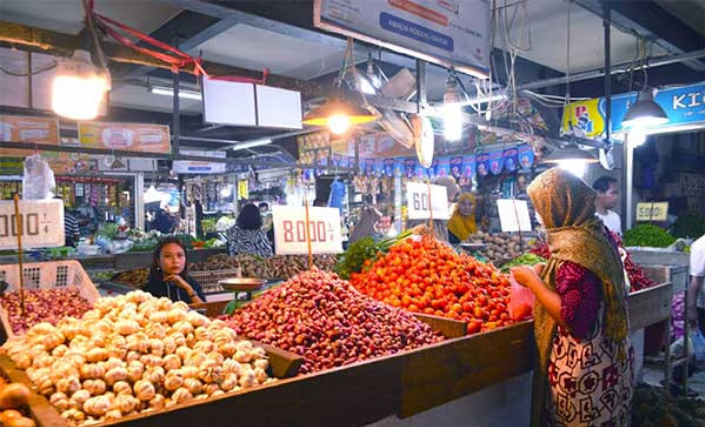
top-left (546, 303), bottom-right (634, 427)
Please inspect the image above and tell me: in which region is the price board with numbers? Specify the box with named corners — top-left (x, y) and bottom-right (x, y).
top-left (636, 202), bottom-right (669, 222)
top-left (272, 206), bottom-right (343, 255)
top-left (0, 200), bottom-right (64, 250)
top-left (406, 182), bottom-right (449, 220)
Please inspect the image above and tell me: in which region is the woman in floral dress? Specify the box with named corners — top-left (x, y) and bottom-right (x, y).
top-left (512, 168), bottom-right (634, 427)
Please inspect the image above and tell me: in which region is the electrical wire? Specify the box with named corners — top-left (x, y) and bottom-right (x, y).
top-left (0, 61), bottom-right (57, 76)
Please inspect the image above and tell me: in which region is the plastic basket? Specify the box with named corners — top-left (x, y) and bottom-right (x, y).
top-left (190, 269), bottom-right (240, 295)
top-left (0, 260), bottom-right (100, 340)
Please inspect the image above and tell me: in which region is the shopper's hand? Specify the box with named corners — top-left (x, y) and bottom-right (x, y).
top-left (533, 263), bottom-right (546, 276)
top-left (687, 304), bottom-right (699, 328)
top-left (511, 266), bottom-right (541, 289)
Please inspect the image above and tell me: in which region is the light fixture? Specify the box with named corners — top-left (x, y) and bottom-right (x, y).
top-left (231, 138), bottom-right (272, 151)
top-left (622, 89), bottom-right (668, 129)
top-left (150, 85), bottom-right (203, 101)
top-left (460, 93), bottom-right (507, 107)
top-left (144, 185), bottom-right (162, 203)
top-left (543, 146), bottom-right (599, 178)
top-left (302, 99), bottom-right (377, 135)
top-left (627, 128), bottom-right (647, 148)
top-left (442, 73), bottom-right (463, 141)
top-left (51, 49), bottom-right (110, 120)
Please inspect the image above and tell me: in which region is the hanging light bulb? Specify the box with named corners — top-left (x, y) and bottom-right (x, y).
top-left (52, 50), bottom-right (109, 120)
top-left (622, 89), bottom-right (668, 129)
top-left (302, 98), bottom-right (377, 135)
top-left (543, 146), bottom-right (598, 179)
top-left (628, 128), bottom-right (647, 148)
top-left (328, 114), bottom-right (352, 135)
top-left (443, 73), bottom-right (463, 141)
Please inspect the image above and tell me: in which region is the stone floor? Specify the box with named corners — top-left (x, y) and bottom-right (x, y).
top-left (643, 361), bottom-right (705, 397)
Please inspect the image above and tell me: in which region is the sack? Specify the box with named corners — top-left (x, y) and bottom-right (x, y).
top-left (691, 328), bottom-right (705, 368)
top-left (509, 276), bottom-right (534, 320)
top-left (22, 154), bottom-right (55, 200)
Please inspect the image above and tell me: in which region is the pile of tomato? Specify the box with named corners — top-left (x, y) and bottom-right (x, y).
top-left (349, 236), bottom-right (514, 334)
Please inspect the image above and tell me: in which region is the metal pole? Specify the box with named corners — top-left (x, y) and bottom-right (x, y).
top-left (135, 172), bottom-right (145, 230)
top-left (416, 59), bottom-right (427, 113)
top-left (172, 36), bottom-right (181, 156)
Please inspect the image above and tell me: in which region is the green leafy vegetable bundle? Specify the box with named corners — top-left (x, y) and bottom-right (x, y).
top-left (623, 224), bottom-right (676, 248)
top-left (499, 253), bottom-right (547, 273)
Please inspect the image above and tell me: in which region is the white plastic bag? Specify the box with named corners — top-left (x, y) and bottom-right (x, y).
top-left (22, 154), bottom-right (55, 200)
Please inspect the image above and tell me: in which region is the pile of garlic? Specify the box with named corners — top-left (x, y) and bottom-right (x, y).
top-left (3, 291), bottom-right (274, 425)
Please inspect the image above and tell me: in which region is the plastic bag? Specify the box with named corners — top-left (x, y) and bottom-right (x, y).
top-left (22, 154), bottom-right (55, 200)
top-left (691, 328), bottom-right (705, 369)
top-left (509, 275), bottom-right (535, 320)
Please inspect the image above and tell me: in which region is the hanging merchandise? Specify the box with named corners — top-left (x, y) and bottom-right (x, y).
top-left (518, 144), bottom-right (535, 169)
top-left (404, 158), bottom-right (416, 179)
top-left (476, 153), bottom-right (490, 177)
top-left (22, 154), bottom-right (56, 200)
top-left (450, 156), bottom-right (463, 180)
top-left (373, 159), bottom-right (385, 176)
top-left (329, 177), bottom-right (347, 214)
top-left (437, 157), bottom-right (451, 178)
top-left (461, 155), bottom-right (476, 185)
top-left (489, 151), bottom-right (504, 175)
top-left (503, 147), bottom-right (519, 172)
top-left (383, 158), bottom-right (395, 176)
top-left (364, 159), bottom-right (375, 176)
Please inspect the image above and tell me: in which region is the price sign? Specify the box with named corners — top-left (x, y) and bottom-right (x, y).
top-left (636, 202), bottom-right (669, 222)
top-left (406, 182), bottom-right (449, 220)
top-left (0, 200), bottom-right (64, 250)
top-left (497, 199), bottom-right (532, 232)
top-left (272, 206), bottom-right (343, 255)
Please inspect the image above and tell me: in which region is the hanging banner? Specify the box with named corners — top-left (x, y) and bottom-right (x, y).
top-left (436, 157), bottom-right (451, 178)
top-left (272, 206), bottom-right (343, 255)
top-left (172, 150), bottom-right (226, 174)
top-left (476, 153), bottom-right (489, 177)
top-left (489, 151), bottom-right (503, 175)
top-left (502, 147), bottom-right (519, 172)
top-left (314, 0), bottom-right (491, 78)
top-left (0, 115), bottom-right (60, 156)
top-left (0, 200), bottom-right (65, 249)
top-left (450, 156), bottom-right (463, 180)
top-left (562, 81), bottom-right (705, 138)
top-left (518, 144), bottom-right (534, 169)
top-left (78, 122), bottom-right (170, 154)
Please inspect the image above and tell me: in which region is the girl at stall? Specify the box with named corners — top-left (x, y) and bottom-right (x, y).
top-left (227, 203), bottom-right (274, 258)
top-left (511, 168), bottom-right (633, 427)
top-left (144, 236), bottom-right (205, 303)
top-left (447, 193), bottom-right (477, 244)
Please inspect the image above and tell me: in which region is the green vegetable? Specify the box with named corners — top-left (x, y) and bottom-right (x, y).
top-left (499, 254), bottom-right (547, 273)
top-left (97, 223), bottom-right (119, 240)
top-left (335, 231), bottom-right (412, 280)
top-left (671, 211), bottom-right (705, 239)
top-left (623, 224), bottom-right (676, 248)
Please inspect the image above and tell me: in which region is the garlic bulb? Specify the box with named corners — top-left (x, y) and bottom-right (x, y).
top-left (112, 394), bottom-right (138, 414)
top-left (104, 367), bottom-right (128, 386)
top-left (163, 354), bottom-right (181, 371)
top-left (82, 379), bottom-right (106, 396)
top-left (133, 380), bottom-right (156, 402)
top-left (183, 378), bottom-right (203, 395)
top-left (164, 370), bottom-right (184, 391)
top-left (83, 395), bottom-right (111, 417)
top-left (170, 387), bottom-right (192, 404)
top-left (112, 381), bottom-right (132, 396)
top-left (148, 394), bottom-right (165, 410)
top-left (61, 408), bottom-right (86, 423)
top-left (71, 389), bottom-right (91, 406)
top-left (104, 409), bottom-right (122, 421)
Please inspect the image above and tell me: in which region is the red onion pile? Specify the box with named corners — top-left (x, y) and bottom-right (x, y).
top-left (0, 288), bottom-right (93, 334)
top-left (225, 269), bottom-right (444, 374)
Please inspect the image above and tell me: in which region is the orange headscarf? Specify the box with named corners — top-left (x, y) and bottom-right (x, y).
top-left (447, 193), bottom-right (477, 242)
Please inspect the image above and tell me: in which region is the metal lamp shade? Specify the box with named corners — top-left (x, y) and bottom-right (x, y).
top-left (621, 90), bottom-right (668, 128)
top-left (543, 147), bottom-right (599, 164)
top-left (302, 99), bottom-right (377, 126)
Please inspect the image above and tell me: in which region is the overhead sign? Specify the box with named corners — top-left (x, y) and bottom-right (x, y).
top-left (562, 81), bottom-right (705, 139)
top-left (0, 115), bottom-right (60, 156)
top-left (636, 202), bottom-right (669, 222)
top-left (78, 122), bottom-right (170, 154)
top-left (272, 206), bottom-right (343, 255)
top-left (314, 0), bottom-right (491, 78)
top-left (406, 182), bottom-right (449, 220)
top-left (172, 150), bottom-right (226, 174)
top-left (0, 200), bottom-right (64, 250)
top-left (497, 199), bottom-right (532, 232)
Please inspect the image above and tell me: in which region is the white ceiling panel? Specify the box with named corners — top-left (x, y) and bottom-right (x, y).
top-left (0, 0), bottom-right (180, 35)
top-left (655, 0), bottom-right (705, 36)
top-left (494, 0), bottom-right (667, 73)
top-left (109, 84), bottom-right (202, 115)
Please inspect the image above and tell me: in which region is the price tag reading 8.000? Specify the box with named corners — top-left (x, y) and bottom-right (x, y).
top-left (272, 206), bottom-right (343, 255)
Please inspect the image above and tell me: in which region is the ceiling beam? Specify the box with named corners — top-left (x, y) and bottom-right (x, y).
top-left (574, 0), bottom-right (705, 72)
top-left (0, 20), bottom-right (323, 96)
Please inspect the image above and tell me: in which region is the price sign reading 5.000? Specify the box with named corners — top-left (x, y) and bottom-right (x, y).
top-left (272, 206), bottom-right (343, 255)
top-left (0, 200), bottom-right (65, 250)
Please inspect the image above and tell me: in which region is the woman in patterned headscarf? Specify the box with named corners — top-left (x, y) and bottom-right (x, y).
top-left (511, 168), bottom-right (633, 427)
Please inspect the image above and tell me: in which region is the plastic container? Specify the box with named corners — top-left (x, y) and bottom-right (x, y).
top-left (509, 275), bottom-right (535, 320)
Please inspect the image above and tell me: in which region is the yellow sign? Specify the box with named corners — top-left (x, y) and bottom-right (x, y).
top-left (238, 180), bottom-right (249, 200)
top-left (561, 99), bottom-right (605, 139)
top-left (78, 122), bottom-right (170, 154)
top-left (0, 115), bottom-right (60, 156)
top-left (636, 202), bottom-right (669, 222)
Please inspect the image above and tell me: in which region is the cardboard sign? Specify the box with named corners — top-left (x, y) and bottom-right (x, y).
top-left (636, 202), bottom-right (669, 222)
top-left (497, 199), bottom-right (532, 232)
top-left (78, 122), bottom-right (170, 154)
top-left (0, 200), bottom-right (64, 250)
top-left (172, 150), bottom-right (226, 174)
top-left (272, 206), bottom-right (342, 255)
top-left (406, 182), bottom-right (449, 220)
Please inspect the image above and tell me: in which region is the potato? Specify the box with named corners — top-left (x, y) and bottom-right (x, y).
top-left (4, 416), bottom-right (36, 427)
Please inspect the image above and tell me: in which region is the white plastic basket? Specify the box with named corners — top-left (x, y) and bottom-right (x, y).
top-left (0, 260), bottom-right (100, 340)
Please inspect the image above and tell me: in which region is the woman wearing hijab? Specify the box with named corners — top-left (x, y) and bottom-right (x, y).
top-left (447, 193), bottom-right (477, 244)
top-left (511, 168), bottom-right (633, 427)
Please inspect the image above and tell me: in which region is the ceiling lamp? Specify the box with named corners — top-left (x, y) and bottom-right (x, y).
top-left (52, 49), bottom-right (110, 120)
top-left (621, 89), bottom-right (668, 129)
top-left (442, 73), bottom-right (463, 142)
top-left (302, 98), bottom-right (377, 136)
top-left (543, 146), bottom-right (599, 178)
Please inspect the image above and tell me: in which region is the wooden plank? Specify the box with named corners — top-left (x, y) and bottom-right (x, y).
top-left (248, 339), bottom-right (303, 379)
top-left (399, 321), bottom-right (534, 417)
top-left (627, 281), bottom-right (673, 332)
top-left (413, 313), bottom-right (467, 338)
top-left (0, 356), bottom-right (68, 427)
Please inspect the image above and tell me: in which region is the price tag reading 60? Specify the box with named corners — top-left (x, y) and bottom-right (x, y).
top-left (272, 206), bottom-right (342, 255)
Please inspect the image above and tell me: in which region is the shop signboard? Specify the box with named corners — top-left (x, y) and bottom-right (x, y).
top-left (172, 150), bottom-right (226, 174)
top-left (314, 0), bottom-right (491, 78)
top-left (0, 115), bottom-right (60, 156)
top-left (497, 199), bottom-right (532, 232)
top-left (0, 199), bottom-right (64, 249)
top-left (78, 122), bottom-right (171, 154)
top-left (562, 81), bottom-right (705, 139)
top-left (272, 206), bottom-right (343, 255)
top-left (406, 182), bottom-right (449, 220)
top-left (636, 202), bottom-right (669, 222)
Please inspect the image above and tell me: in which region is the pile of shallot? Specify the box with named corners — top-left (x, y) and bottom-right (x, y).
top-left (226, 269), bottom-right (444, 374)
top-left (0, 288), bottom-right (93, 335)
top-left (3, 291), bottom-right (274, 426)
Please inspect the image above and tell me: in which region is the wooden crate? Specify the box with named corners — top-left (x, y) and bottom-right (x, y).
top-left (640, 265), bottom-right (689, 294)
top-left (628, 282), bottom-right (673, 331)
